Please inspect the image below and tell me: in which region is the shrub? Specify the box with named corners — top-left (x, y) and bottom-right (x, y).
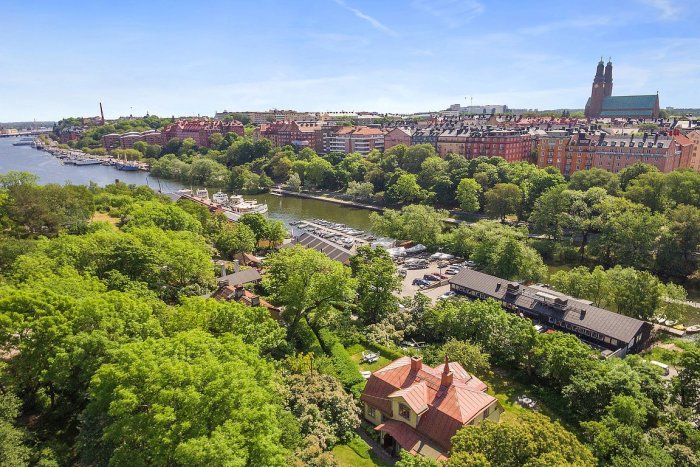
top-left (317, 329), bottom-right (364, 391)
top-left (295, 319), bottom-right (324, 355)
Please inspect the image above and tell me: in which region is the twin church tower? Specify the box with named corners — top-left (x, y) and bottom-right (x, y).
top-left (584, 58), bottom-right (659, 119)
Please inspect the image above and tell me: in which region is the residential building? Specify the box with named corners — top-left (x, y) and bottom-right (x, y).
top-left (324, 126), bottom-right (384, 155)
top-left (585, 59), bottom-right (660, 119)
top-left (591, 132), bottom-right (692, 173)
top-left (687, 130), bottom-right (700, 172)
top-left (361, 355), bottom-right (503, 461)
top-left (257, 121), bottom-right (322, 150)
top-left (101, 130), bottom-right (165, 150)
top-left (383, 127), bottom-right (413, 150)
top-left (436, 128), bottom-right (532, 162)
top-left (449, 268), bottom-right (652, 356)
top-left (410, 127), bottom-right (441, 149)
top-left (161, 119), bottom-right (244, 147)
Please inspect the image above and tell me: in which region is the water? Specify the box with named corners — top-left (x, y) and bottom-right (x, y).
top-left (0, 137), bottom-right (376, 231)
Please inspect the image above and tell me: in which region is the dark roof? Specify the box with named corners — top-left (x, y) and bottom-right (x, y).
top-left (449, 269), bottom-right (646, 344)
top-left (220, 268), bottom-right (262, 287)
top-left (292, 232), bottom-right (353, 264)
top-left (601, 95), bottom-right (658, 111)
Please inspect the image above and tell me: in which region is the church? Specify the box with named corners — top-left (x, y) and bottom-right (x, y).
top-left (584, 59), bottom-right (660, 119)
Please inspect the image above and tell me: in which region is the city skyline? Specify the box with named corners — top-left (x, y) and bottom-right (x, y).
top-left (2, 0), bottom-right (699, 121)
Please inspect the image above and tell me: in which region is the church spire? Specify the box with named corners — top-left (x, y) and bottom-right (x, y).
top-left (604, 58), bottom-right (613, 97)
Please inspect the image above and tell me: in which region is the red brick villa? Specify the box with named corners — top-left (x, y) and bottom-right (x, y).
top-left (361, 356), bottom-right (503, 461)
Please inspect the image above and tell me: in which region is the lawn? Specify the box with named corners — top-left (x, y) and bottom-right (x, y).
top-left (90, 212), bottom-right (119, 229)
top-left (332, 435), bottom-right (390, 467)
top-left (347, 343), bottom-right (393, 372)
top-left (484, 369), bottom-right (580, 434)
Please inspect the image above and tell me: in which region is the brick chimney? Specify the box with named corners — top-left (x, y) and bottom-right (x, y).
top-left (410, 356), bottom-right (422, 372)
top-left (234, 286), bottom-right (245, 299)
top-left (441, 355), bottom-right (454, 387)
top-left (250, 295), bottom-right (260, 307)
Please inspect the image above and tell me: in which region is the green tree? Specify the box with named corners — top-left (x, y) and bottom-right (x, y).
top-left (449, 412), bottom-right (595, 466)
top-left (264, 246), bottom-right (356, 340)
top-left (284, 372), bottom-right (360, 450)
top-left (484, 183), bottom-right (522, 221)
top-left (346, 181), bottom-right (374, 201)
top-left (618, 163), bottom-right (658, 191)
top-left (78, 331), bottom-right (292, 466)
top-left (0, 392), bottom-right (32, 467)
top-left (456, 178), bottom-right (482, 212)
top-left (285, 173), bottom-right (302, 192)
top-left (568, 167), bottom-right (620, 194)
top-left (655, 204), bottom-right (700, 278)
top-left (349, 246), bottom-right (400, 324)
top-left (624, 171), bottom-right (669, 212)
top-left (386, 173), bottom-right (428, 205)
top-left (214, 223), bottom-right (256, 258)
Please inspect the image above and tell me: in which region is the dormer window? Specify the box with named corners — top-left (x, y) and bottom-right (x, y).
top-left (399, 403), bottom-right (410, 420)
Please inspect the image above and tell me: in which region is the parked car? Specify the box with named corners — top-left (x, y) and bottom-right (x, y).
top-left (438, 291), bottom-right (457, 300)
top-left (432, 272), bottom-right (448, 279)
top-left (398, 269), bottom-right (407, 278)
top-left (445, 269), bottom-right (459, 275)
top-left (412, 278), bottom-right (430, 287)
top-left (465, 260), bottom-right (477, 267)
top-left (423, 274), bottom-right (440, 282)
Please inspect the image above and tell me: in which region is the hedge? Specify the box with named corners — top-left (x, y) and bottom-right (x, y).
top-left (317, 328), bottom-right (365, 391)
top-left (294, 318), bottom-right (324, 356)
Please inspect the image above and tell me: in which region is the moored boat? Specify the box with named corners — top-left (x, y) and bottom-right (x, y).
top-left (228, 195), bottom-right (268, 214)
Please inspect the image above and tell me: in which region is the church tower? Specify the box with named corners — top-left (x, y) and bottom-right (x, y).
top-left (585, 58), bottom-right (606, 118)
top-left (604, 59), bottom-right (613, 97)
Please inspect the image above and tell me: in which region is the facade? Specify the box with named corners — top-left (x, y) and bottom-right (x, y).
top-left (257, 121), bottom-right (322, 149)
top-left (687, 130), bottom-right (700, 172)
top-left (161, 119), bottom-right (244, 147)
top-left (591, 132), bottom-right (691, 173)
top-left (585, 59), bottom-right (660, 119)
top-left (102, 130), bottom-right (165, 150)
top-left (536, 129), bottom-right (573, 174)
top-left (410, 127), bottom-right (441, 149)
top-left (449, 269), bottom-right (652, 355)
top-left (361, 356), bottom-right (502, 461)
top-left (323, 126), bottom-right (384, 155)
top-left (436, 128), bottom-right (532, 162)
top-left (383, 127), bottom-right (413, 150)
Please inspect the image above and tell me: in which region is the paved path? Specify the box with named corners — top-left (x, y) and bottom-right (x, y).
top-left (356, 427), bottom-right (396, 466)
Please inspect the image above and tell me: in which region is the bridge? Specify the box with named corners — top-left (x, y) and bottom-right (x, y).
top-left (0, 129), bottom-right (52, 138)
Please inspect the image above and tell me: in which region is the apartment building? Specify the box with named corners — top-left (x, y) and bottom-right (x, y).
top-left (324, 126), bottom-right (384, 155)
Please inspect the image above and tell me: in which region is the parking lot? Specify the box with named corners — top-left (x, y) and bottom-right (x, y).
top-left (397, 258), bottom-right (472, 303)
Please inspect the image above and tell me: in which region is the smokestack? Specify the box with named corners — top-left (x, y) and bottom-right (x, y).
top-left (233, 260), bottom-right (240, 274)
top-left (441, 355), bottom-right (454, 387)
top-left (99, 102), bottom-right (105, 125)
top-left (410, 356), bottom-right (423, 372)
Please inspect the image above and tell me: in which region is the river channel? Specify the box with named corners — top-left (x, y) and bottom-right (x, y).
top-left (0, 137), bottom-right (375, 231)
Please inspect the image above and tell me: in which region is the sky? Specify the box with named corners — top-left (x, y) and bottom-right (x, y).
top-left (1, 0), bottom-right (699, 121)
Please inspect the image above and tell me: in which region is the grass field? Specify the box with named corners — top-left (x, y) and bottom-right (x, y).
top-left (332, 435), bottom-right (390, 467)
top-left (347, 343), bottom-right (393, 372)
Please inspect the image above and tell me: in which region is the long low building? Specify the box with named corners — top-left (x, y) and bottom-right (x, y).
top-left (448, 269), bottom-right (652, 355)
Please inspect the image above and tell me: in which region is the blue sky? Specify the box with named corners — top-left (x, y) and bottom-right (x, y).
top-left (1, 0), bottom-right (699, 121)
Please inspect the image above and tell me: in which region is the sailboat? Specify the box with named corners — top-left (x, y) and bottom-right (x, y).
top-left (115, 152), bottom-right (139, 171)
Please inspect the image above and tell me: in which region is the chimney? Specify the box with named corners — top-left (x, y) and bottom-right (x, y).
top-left (233, 260), bottom-right (240, 274)
top-left (441, 355), bottom-right (454, 387)
top-left (220, 262), bottom-right (227, 278)
top-left (234, 286), bottom-right (245, 299)
top-left (250, 295), bottom-right (260, 307)
top-left (410, 356), bottom-right (423, 372)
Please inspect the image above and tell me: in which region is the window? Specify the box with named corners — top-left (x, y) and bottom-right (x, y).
top-left (367, 406), bottom-right (376, 418)
top-left (398, 403), bottom-right (410, 420)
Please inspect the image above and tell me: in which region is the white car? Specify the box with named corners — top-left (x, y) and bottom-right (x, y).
top-left (438, 291), bottom-right (457, 300)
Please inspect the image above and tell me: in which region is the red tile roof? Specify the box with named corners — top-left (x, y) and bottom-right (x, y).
top-left (376, 420), bottom-right (448, 460)
top-left (361, 356), bottom-right (498, 452)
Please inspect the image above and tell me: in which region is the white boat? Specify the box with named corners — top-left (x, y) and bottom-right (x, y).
top-left (212, 191), bottom-right (229, 204)
top-left (12, 137), bottom-right (34, 146)
top-left (177, 189), bottom-right (193, 196)
top-left (73, 158), bottom-right (103, 166)
top-left (195, 188), bottom-right (209, 200)
top-left (228, 195), bottom-right (268, 214)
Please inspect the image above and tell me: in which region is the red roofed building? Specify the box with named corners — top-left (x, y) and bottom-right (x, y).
top-left (256, 120), bottom-right (322, 150)
top-left (161, 119), bottom-right (244, 147)
top-left (361, 356), bottom-right (502, 461)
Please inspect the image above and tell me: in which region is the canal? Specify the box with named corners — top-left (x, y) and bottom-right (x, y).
top-left (0, 137), bottom-right (376, 231)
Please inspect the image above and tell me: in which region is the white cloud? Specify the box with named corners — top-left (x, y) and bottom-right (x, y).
top-left (411, 0), bottom-right (484, 28)
top-left (640, 0), bottom-right (679, 19)
top-left (332, 0), bottom-right (398, 37)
